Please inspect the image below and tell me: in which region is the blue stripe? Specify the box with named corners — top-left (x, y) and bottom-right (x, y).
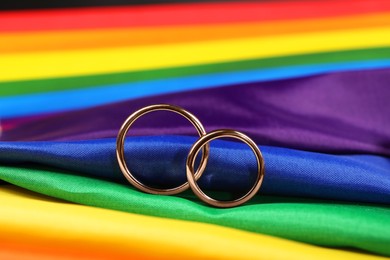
top-left (1, 59), bottom-right (390, 118)
top-left (0, 135), bottom-right (389, 204)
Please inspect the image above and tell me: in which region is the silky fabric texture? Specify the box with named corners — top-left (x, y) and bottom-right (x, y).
top-left (2, 13), bottom-right (389, 53)
top-left (1, 27), bottom-right (390, 82)
top-left (0, 47), bottom-right (388, 97)
top-left (1, 136), bottom-right (389, 204)
top-left (1, 2), bottom-right (389, 259)
top-left (1, 0), bottom-right (388, 32)
top-left (1, 168), bottom-right (390, 256)
top-left (2, 60), bottom-right (390, 119)
top-left (2, 69), bottom-right (389, 157)
top-left (1, 186), bottom-right (388, 260)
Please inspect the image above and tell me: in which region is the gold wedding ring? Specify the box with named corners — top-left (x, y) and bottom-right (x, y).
top-left (186, 129), bottom-right (265, 208)
top-left (117, 104), bottom-right (265, 207)
top-left (116, 104), bottom-right (210, 195)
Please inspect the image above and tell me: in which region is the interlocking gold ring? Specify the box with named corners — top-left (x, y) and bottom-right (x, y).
top-left (116, 104), bottom-right (210, 195)
top-left (186, 129), bottom-right (264, 208)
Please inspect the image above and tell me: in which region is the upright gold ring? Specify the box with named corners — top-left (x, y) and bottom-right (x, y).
top-left (186, 129), bottom-right (265, 208)
top-left (116, 104), bottom-right (210, 195)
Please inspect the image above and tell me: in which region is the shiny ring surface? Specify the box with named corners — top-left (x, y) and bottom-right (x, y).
top-left (186, 129), bottom-right (264, 208)
top-left (116, 104), bottom-right (209, 195)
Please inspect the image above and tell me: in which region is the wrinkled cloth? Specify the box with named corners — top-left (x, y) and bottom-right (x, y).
top-left (2, 184), bottom-right (388, 260)
top-left (2, 69), bottom-right (390, 157)
top-left (1, 136), bottom-right (389, 204)
top-left (1, 169), bottom-right (390, 256)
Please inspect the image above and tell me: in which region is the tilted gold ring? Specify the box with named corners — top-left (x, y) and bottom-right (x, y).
top-left (116, 104), bottom-right (209, 195)
top-left (186, 129), bottom-right (264, 208)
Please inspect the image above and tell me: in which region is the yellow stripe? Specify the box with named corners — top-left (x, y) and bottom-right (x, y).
top-left (0, 185), bottom-right (386, 260)
top-left (1, 26), bottom-right (390, 82)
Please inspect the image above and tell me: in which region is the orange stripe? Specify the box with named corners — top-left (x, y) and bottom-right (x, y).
top-left (1, 185), bottom-right (388, 260)
top-left (0, 241), bottom-right (150, 260)
top-left (1, 12), bottom-right (389, 53)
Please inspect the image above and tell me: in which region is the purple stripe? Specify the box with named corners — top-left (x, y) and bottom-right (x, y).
top-left (2, 69), bottom-right (390, 156)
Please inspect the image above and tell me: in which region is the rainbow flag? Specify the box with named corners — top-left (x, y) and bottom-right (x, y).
top-left (0, 0), bottom-right (389, 259)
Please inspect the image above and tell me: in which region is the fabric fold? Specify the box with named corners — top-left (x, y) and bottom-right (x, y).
top-left (2, 69), bottom-right (389, 157)
top-left (1, 184), bottom-right (388, 259)
top-left (2, 0), bottom-right (389, 259)
top-left (1, 136), bottom-right (389, 205)
top-left (0, 169), bottom-right (389, 256)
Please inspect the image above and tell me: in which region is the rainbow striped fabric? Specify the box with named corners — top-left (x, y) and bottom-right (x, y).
top-left (0, 0), bottom-right (389, 259)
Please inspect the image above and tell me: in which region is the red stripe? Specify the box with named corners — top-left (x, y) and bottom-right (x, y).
top-left (0, 0), bottom-right (389, 32)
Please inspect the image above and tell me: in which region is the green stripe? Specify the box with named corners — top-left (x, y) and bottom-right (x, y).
top-left (1, 164), bottom-right (389, 256)
top-left (1, 47), bottom-right (390, 97)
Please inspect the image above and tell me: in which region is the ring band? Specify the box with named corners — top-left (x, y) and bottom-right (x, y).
top-left (116, 104), bottom-right (210, 195)
top-left (186, 129), bottom-right (265, 208)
